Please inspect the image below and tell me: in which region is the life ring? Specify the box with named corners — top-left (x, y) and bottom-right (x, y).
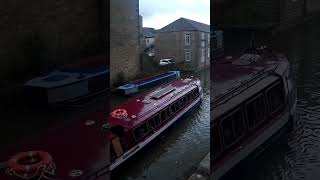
top-left (111, 109), bottom-right (128, 119)
top-left (7, 151), bottom-right (54, 179)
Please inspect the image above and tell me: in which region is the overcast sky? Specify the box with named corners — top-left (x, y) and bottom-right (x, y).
top-left (140, 0), bottom-right (210, 29)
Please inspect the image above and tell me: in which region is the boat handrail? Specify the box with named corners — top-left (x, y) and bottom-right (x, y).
top-left (211, 67), bottom-right (274, 109)
top-left (139, 82), bottom-right (199, 119)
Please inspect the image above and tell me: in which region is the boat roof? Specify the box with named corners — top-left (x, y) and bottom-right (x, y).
top-left (211, 47), bottom-right (290, 121)
top-left (110, 78), bottom-right (200, 129)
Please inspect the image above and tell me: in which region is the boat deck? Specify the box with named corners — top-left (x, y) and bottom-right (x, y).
top-left (211, 48), bottom-right (288, 119)
top-left (110, 78), bottom-right (199, 129)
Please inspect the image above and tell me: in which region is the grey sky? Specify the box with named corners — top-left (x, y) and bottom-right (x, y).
top-left (139, 0), bottom-right (210, 29)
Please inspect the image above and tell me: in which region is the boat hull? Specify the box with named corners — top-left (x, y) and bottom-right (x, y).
top-left (110, 95), bottom-right (202, 171)
top-left (25, 72), bottom-right (108, 104)
top-left (212, 98), bottom-right (297, 180)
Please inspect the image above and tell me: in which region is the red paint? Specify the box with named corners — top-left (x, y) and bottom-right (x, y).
top-left (109, 78), bottom-right (200, 129)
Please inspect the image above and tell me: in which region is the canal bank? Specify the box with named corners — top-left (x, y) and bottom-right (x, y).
top-left (187, 153), bottom-right (210, 180)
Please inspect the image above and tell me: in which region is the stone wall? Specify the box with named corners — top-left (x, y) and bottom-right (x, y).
top-left (110, 0), bottom-right (140, 86)
top-left (0, 0), bottom-right (106, 84)
top-left (155, 31), bottom-right (209, 70)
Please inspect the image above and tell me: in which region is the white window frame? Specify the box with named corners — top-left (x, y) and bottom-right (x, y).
top-left (185, 33), bottom-right (191, 45)
top-left (201, 41), bottom-right (205, 47)
top-left (208, 48), bottom-right (210, 58)
top-left (185, 49), bottom-right (191, 61)
top-left (201, 48), bottom-right (205, 62)
top-left (201, 32), bottom-right (205, 40)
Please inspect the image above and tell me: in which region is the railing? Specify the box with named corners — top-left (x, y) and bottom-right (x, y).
top-left (211, 66), bottom-right (276, 109)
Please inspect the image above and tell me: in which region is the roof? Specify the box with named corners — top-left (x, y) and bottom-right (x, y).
top-left (211, 47), bottom-right (290, 120)
top-left (142, 27), bottom-right (156, 38)
top-left (158, 17), bottom-right (210, 33)
top-left (110, 78), bottom-right (200, 129)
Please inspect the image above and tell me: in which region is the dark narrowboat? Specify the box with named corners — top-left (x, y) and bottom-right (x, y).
top-left (24, 55), bottom-right (109, 104)
top-left (211, 47), bottom-right (297, 179)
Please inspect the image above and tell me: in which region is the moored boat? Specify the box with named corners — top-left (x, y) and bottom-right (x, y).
top-left (211, 47), bottom-right (297, 179)
top-left (109, 77), bottom-right (202, 170)
top-left (116, 71), bottom-right (180, 95)
top-left (24, 55), bottom-right (109, 104)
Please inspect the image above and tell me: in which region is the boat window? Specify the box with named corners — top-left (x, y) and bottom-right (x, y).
top-left (170, 104), bottom-right (176, 114)
top-left (246, 94), bottom-right (267, 129)
top-left (232, 110), bottom-right (245, 138)
top-left (179, 98), bottom-right (184, 108)
top-left (212, 125), bottom-right (222, 158)
top-left (160, 110), bottom-right (166, 121)
top-left (187, 92), bottom-right (192, 102)
top-left (221, 115), bottom-right (236, 147)
top-left (174, 102), bottom-right (180, 112)
top-left (148, 118), bottom-right (156, 129)
top-left (183, 96), bottom-right (188, 105)
top-left (193, 88), bottom-right (199, 98)
top-left (165, 108), bottom-right (171, 119)
top-left (154, 114), bottom-right (161, 127)
top-left (134, 123), bottom-right (149, 141)
top-left (266, 82), bottom-right (285, 115)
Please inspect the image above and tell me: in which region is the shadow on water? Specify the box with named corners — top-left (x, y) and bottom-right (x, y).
top-left (221, 18), bottom-right (320, 180)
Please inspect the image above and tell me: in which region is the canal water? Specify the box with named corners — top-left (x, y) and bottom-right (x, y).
top-left (222, 17), bottom-right (320, 179)
top-left (111, 69), bottom-right (210, 180)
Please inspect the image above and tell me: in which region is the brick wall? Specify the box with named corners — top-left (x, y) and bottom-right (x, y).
top-left (0, 0), bottom-right (106, 84)
top-left (110, 0), bottom-right (140, 86)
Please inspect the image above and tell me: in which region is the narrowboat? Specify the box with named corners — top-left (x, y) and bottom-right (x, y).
top-left (211, 47), bottom-right (297, 179)
top-left (109, 77), bottom-right (202, 170)
top-left (116, 71), bottom-right (180, 95)
top-left (24, 55), bottom-right (109, 104)
top-left (0, 107), bottom-right (110, 180)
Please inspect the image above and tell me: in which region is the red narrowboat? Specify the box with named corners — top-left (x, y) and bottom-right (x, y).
top-left (108, 77), bottom-right (203, 170)
top-left (211, 47), bottom-right (297, 179)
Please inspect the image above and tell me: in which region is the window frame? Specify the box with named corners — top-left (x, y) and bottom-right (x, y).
top-left (265, 81), bottom-right (285, 116)
top-left (185, 49), bottom-right (191, 61)
top-left (220, 108), bottom-right (245, 148)
top-left (185, 32), bottom-right (191, 45)
top-left (244, 93), bottom-right (267, 131)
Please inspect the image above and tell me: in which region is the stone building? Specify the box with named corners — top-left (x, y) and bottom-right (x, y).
top-left (155, 18), bottom-right (210, 70)
top-left (110, 0), bottom-right (141, 86)
top-left (0, 1), bottom-right (107, 85)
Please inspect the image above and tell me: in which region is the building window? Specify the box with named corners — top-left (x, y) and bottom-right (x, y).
top-left (201, 41), bottom-right (205, 47)
top-left (201, 48), bottom-right (205, 62)
top-left (208, 48), bottom-right (210, 58)
top-left (208, 34), bottom-right (210, 44)
top-left (201, 32), bottom-right (205, 40)
top-left (185, 33), bottom-right (191, 45)
top-left (185, 49), bottom-right (191, 61)
top-left (146, 39), bottom-right (149, 43)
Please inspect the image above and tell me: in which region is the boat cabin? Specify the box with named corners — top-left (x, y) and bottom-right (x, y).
top-left (109, 78), bottom-right (201, 165)
top-left (211, 47), bottom-right (296, 179)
